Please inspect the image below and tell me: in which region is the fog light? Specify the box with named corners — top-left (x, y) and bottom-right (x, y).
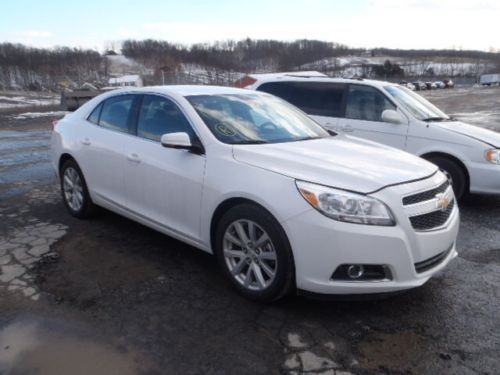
top-left (347, 264), bottom-right (364, 279)
top-left (331, 264), bottom-right (392, 281)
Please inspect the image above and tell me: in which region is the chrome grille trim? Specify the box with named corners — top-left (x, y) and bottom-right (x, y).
top-left (403, 184), bottom-right (456, 231)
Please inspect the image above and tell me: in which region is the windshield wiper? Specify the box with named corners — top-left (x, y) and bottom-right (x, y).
top-left (235, 140), bottom-right (268, 145)
top-left (422, 117), bottom-right (451, 122)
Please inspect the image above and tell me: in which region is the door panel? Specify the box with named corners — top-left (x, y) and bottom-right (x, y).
top-left (125, 95), bottom-right (206, 241)
top-left (341, 84), bottom-right (408, 149)
top-left (77, 95), bottom-right (137, 207)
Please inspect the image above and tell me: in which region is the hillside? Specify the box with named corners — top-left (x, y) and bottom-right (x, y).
top-left (1, 39), bottom-right (500, 91)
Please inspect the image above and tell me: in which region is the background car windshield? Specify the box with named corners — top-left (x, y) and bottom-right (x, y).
top-left (186, 94), bottom-right (329, 144)
top-left (385, 85), bottom-right (449, 121)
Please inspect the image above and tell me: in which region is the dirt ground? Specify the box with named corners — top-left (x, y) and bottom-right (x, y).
top-left (0, 87), bottom-right (499, 374)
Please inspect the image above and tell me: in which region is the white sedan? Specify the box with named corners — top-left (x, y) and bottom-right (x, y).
top-left (51, 86), bottom-right (459, 301)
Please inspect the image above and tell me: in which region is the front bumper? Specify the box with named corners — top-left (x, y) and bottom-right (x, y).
top-left (283, 173), bottom-right (460, 295)
top-left (467, 160), bottom-right (500, 195)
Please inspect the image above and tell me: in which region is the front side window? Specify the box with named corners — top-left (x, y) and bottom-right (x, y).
top-left (258, 82), bottom-right (345, 117)
top-left (98, 95), bottom-right (135, 133)
top-left (137, 95), bottom-right (194, 142)
top-left (385, 85), bottom-right (449, 121)
top-left (186, 93), bottom-right (329, 144)
top-left (345, 85), bottom-right (396, 122)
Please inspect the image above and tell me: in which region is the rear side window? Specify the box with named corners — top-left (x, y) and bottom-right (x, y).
top-left (257, 82), bottom-right (346, 117)
top-left (345, 85), bottom-right (396, 122)
top-left (137, 95), bottom-right (195, 142)
top-left (87, 103), bottom-right (102, 124)
top-left (98, 95), bottom-right (135, 133)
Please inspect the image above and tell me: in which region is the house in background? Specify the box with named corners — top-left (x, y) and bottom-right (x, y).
top-left (108, 74), bottom-right (143, 87)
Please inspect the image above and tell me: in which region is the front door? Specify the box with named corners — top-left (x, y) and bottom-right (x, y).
top-left (340, 84), bottom-right (408, 149)
top-left (125, 94), bottom-right (206, 241)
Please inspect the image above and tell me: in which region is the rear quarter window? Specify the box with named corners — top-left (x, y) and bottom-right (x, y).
top-left (87, 103), bottom-right (103, 124)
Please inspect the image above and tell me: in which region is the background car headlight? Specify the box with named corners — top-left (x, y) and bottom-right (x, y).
top-left (485, 149), bottom-right (500, 164)
top-left (296, 181), bottom-right (395, 226)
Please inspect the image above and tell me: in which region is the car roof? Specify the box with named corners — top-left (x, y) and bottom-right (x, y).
top-left (246, 71), bottom-right (396, 89)
top-left (114, 85), bottom-right (260, 97)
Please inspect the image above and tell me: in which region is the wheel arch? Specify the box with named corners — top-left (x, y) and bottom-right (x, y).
top-left (58, 153), bottom-right (76, 174)
top-left (209, 197), bottom-right (284, 253)
top-left (420, 151), bottom-right (470, 190)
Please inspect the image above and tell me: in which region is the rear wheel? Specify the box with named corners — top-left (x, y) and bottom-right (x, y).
top-left (426, 156), bottom-right (467, 200)
top-left (60, 159), bottom-right (95, 218)
top-left (215, 204), bottom-right (295, 302)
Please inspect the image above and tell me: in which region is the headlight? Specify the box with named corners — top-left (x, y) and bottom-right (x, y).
top-left (296, 181), bottom-right (395, 226)
top-left (485, 149), bottom-right (500, 164)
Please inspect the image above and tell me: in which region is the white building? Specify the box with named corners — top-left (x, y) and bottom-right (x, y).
top-left (108, 74), bottom-right (143, 87)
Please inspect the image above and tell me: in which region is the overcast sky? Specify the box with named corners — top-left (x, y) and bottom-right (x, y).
top-left (0, 0), bottom-right (498, 51)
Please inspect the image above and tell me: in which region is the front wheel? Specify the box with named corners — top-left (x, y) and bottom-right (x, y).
top-left (427, 156), bottom-right (467, 200)
top-left (215, 204), bottom-right (295, 302)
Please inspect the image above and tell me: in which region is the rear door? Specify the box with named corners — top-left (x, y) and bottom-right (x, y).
top-left (341, 84), bottom-right (408, 149)
top-left (78, 94), bottom-right (139, 208)
top-left (126, 94), bottom-right (206, 241)
top-left (256, 81), bottom-right (346, 130)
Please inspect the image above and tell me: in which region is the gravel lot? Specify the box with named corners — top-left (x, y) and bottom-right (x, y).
top-left (0, 87), bottom-right (499, 375)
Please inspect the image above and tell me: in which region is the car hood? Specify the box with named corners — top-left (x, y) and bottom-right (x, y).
top-left (232, 135), bottom-right (438, 194)
top-left (434, 120), bottom-right (500, 147)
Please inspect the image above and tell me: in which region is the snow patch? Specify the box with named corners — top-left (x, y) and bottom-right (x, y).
top-left (11, 111), bottom-right (68, 120)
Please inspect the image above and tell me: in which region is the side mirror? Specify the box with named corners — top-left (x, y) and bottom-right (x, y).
top-left (160, 132), bottom-right (204, 154)
top-left (381, 109), bottom-right (406, 125)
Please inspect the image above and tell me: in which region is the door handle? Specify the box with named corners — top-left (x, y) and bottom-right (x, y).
top-left (127, 153), bottom-right (141, 163)
top-left (80, 138), bottom-right (91, 146)
top-left (340, 124), bottom-right (354, 132)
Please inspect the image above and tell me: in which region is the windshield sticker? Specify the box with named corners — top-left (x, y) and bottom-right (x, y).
top-left (216, 123), bottom-right (236, 136)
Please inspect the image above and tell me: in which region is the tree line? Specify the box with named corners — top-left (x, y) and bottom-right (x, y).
top-left (1, 39), bottom-right (500, 91)
top-left (0, 43), bottom-right (103, 90)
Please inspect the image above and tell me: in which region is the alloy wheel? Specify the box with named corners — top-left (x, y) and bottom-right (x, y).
top-left (223, 219), bottom-right (278, 291)
top-left (63, 167), bottom-right (84, 211)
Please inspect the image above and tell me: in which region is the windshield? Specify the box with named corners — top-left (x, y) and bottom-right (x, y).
top-left (385, 85), bottom-right (450, 121)
top-left (186, 93), bottom-right (329, 144)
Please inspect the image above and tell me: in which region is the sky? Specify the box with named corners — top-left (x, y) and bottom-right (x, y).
top-left (0, 0), bottom-right (498, 51)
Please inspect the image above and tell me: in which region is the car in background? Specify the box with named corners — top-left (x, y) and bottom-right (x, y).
top-left (400, 81), bottom-right (416, 91)
top-left (51, 85), bottom-right (459, 301)
top-left (243, 73), bottom-right (500, 200)
top-left (425, 82), bottom-right (437, 90)
top-left (412, 81), bottom-right (427, 91)
top-left (443, 79), bottom-right (455, 88)
top-left (434, 81), bottom-right (446, 89)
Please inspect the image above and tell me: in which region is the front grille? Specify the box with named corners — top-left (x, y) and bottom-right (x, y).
top-left (403, 180), bottom-right (450, 205)
top-left (415, 245), bottom-right (453, 273)
top-left (409, 200), bottom-right (454, 230)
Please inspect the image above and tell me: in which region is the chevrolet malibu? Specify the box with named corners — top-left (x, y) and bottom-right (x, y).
top-left (51, 86), bottom-right (459, 301)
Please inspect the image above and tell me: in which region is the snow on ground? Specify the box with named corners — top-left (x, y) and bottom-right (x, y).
top-left (10, 111), bottom-right (68, 120)
top-left (303, 55), bottom-right (496, 78)
top-left (0, 94), bottom-right (59, 109)
top-left (106, 55), bottom-right (153, 76)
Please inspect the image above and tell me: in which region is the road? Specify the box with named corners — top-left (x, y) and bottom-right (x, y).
top-left (0, 89), bottom-right (499, 375)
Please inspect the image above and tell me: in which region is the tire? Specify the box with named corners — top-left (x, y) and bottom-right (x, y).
top-left (427, 156), bottom-right (467, 200)
top-left (60, 158), bottom-right (95, 218)
top-left (214, 203), bottom-right (295, 302)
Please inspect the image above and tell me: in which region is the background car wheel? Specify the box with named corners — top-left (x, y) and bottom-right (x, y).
top-left (427, 156), bottom-right (467, 200)
top-left (60, 159), bottom-right (95, 218)
top-left (215, 203), bottom-right (295, 302)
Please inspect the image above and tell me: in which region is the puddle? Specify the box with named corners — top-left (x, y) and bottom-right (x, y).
top-left (0, 319), bottom-right (147, 375)
top-left (359, 330), bottom-right (428, 372)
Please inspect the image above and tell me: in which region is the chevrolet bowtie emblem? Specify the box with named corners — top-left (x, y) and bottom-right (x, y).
top-left (435, 193), bottom-right (450, 211)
